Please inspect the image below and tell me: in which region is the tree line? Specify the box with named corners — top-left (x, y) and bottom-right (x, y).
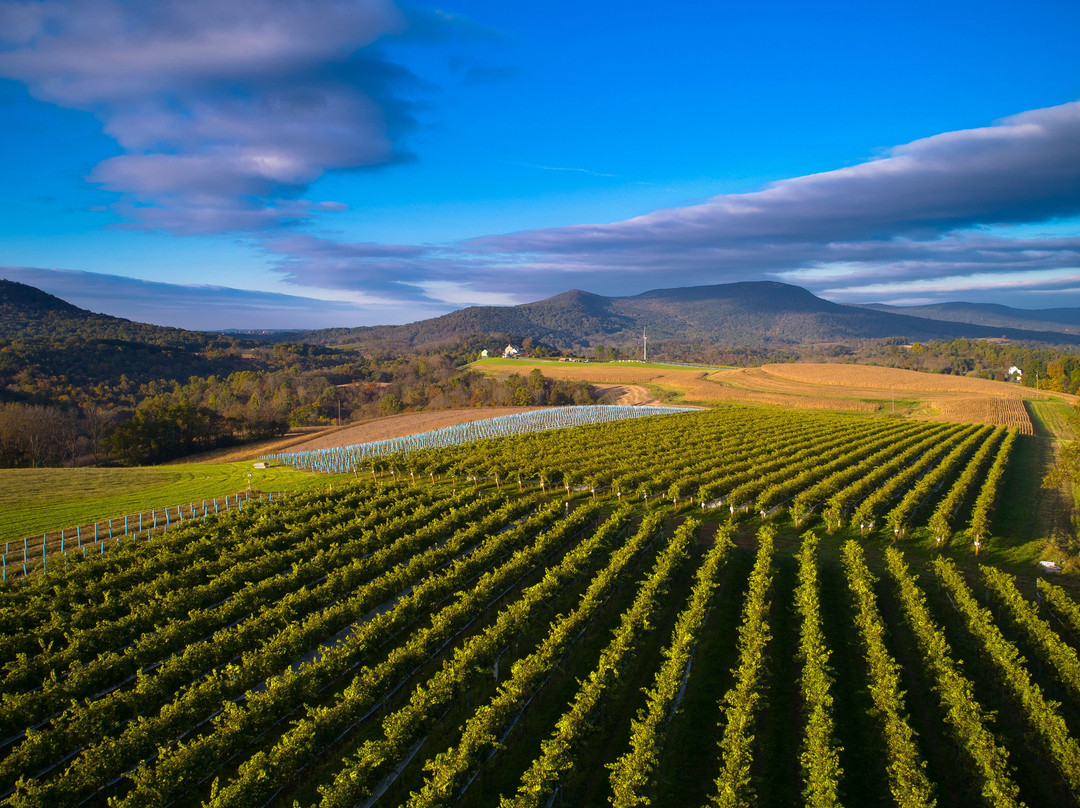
top-left (0, 352), bottom-right (594, 467)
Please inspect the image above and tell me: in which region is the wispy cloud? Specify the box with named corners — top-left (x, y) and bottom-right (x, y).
top-left (516, 163), bottom-right (620, 178)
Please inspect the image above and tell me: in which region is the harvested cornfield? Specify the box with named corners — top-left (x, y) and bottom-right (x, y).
top-left (933, 396), bottom-right (1035, 434)
top-left (474, 359), bottom-right (1069, 430)
top-left (752, 363), bottom-right (1045, 397)
top-left (708, 364), bottom-right (1063, 430)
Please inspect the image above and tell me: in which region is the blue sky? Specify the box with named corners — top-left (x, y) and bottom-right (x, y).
top-left (1, 0), bottom-right (1079, 329)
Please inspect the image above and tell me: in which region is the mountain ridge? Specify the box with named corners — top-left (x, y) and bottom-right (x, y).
top-left (287, 280), bottom-right (1080, 349)
top-left (6, 276), bottom-right (1080, 350)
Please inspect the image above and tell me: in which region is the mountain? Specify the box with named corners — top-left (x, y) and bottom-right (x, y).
top-left (0, 279), bottom-right (255, 396)
top-left (289, 281), bottom-right (1080, 349)
top-left (860, 301), bottom-right (1080, 336)
top-left (0, 278), bottom-right (214, 347)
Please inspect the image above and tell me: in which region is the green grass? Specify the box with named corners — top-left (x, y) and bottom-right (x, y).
top-left (1025, 399), bottom-right (1076, 440)
top-left (0, 463), bottom-right (343, 544)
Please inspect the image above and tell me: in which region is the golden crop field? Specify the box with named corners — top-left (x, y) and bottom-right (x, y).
top-left (478, 360), bottom-right (879, 412)
top-left (478, 359), bottom-right (1074, 431)
top-left (709, 364), bottom-right (1066, 432)
top-left (741, 363), bottom-right (1047, 396)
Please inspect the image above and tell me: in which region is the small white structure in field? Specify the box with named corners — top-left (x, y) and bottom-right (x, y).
top-left (480, 349), bottom-right (489, 358)
top-left (1040, 560), bottom-right (1063, 574)
top-left (253, 461), bottom-right (268, 469)
top-left (1008, 366), bottom-right (1023, 381)
top-left (502, 344), bottom-right (519, 358)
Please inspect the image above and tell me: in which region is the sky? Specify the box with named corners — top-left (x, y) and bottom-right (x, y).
top-left (1, 0), bottom-right (1079, 330)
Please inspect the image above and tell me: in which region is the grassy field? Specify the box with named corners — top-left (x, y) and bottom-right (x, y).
top-left (1026, 397), bottom-right (1077, 439)
top-left (0, 462), bottom-right (347, 545)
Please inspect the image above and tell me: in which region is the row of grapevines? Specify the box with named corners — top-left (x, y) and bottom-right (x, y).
top-left (884, 548), bottom-right (1022, 808)
top-left (706, 422), bottom-right (876, 508)
top-left (926, 427), bottom-right (1007, 542)
top-left (0, 483), bottom-right (426, 679)
top-left (756, 420), bottom-right (921, 516)
top-left (796, 422), bottom-right (956, 527)
top-left (607, 524), bottom-right (736, 808)
top-left (501, 519), bottom-right (702, 808)
top-left (0, 482), bottom-right (374, 629)
top-left (3, 494), bottom-right (518, 796)
top-left (982, 566), bottom-right (1080, 705)
top-left (821, 424), bottom-right (971, 531)
top-left (681, 417), bottom-right (868, 503)
top-left (555, 409), bottom-right (829, 504)
top-left (1037, 578), bottom-right (1080, 639)
top-left (0, 486), bottom-right (307, 614)
top-left (932, 557), bottom-right (1080, 792)
top-left (114, 500), bottom-right (598, 808)
top-left (794, 532), bottom-right (843, 808)
top-left (380, 512), bottom-right (668, 808)
top-left (883, 425), bottom-right (994, 537)
top-left (707, 525), bottom-right (775, 808)
top-left (658, 417), bottom-right (831, 503)
top-left (7, 497), bottom-right (560, 806)
top-left (640, 421), bottom-right (788, 503)
top-left (730, 422), bottom-right (909, 514)
top-left (968, 430), bottom-right (1018, 543)
top-left (0, 489), bottom-right (469, 734)
top-left (840, 541), bottom-right (935, 808)
top-left (211, 505), bottom-right (634, 808)
top-left (850, 425), bottom-right (981, 533)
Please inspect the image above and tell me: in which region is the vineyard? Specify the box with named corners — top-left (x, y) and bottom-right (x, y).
top-left (3, 404), bottom-right (1080, 807)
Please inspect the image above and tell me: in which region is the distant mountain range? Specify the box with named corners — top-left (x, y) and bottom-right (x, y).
top-left (6, 277), bottom-right (1080, 351)
top-left (860, 301), bottom-right (1080, 336)
top-left (290, 281), bottom-right (1080, 349)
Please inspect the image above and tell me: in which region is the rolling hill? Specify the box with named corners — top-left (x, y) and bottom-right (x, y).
top-left (0, 278), bottom-right (220, 347)
top-left (0, 279), bottom-right (255, 395)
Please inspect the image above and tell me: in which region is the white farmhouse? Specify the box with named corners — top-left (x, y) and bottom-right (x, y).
top-left (1008, 366), bottom-right (1023, 381)
top-left (502, 344), bottom-right (520, 358)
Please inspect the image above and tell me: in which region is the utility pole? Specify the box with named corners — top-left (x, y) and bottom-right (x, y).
top-left (643, 328), bottom-right (647, 362)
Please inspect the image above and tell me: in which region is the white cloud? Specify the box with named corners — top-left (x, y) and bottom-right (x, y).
top-left (0, 0), bottom-right (416, 233)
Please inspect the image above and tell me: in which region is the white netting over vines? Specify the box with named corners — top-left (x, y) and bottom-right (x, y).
top-left (265, 405), bottom-right (696, 473)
